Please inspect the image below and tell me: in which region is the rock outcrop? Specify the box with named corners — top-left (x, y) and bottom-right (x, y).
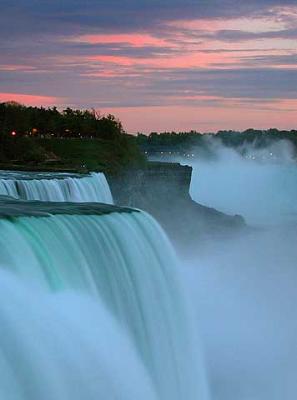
top-left (108, 162), bottom-right (245, 251)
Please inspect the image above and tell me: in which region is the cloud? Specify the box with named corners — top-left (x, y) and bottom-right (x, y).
top-left (0, 92), bottom-right (60, 106)
top-left (0, 1), bottom-right (297, 131)
top-left (193, 27), bottom-right (297, 42)
top-left (1, 1), bottom-right (297, 38)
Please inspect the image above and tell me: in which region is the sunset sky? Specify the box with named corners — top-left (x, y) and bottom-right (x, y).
top-left (1, 0), bottom-right (297, 133)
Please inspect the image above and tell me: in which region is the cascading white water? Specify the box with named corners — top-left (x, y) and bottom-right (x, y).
top-left (0, 208), bottom-right (208, 400)
top-left (0, 271), bottom-right (157, 400)
top-left (0, 171), bottom-right (113, 203)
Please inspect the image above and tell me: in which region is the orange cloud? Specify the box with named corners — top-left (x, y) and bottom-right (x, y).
top-left (0, 93), bottom-right (60, 106)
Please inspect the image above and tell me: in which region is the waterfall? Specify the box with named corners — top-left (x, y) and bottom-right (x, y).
top-left (0, 171), bottom-right (113, 203)
top-left (0, 271), bottom-right (157, 400)
top-left (0, 207), bottom-right (208, 400)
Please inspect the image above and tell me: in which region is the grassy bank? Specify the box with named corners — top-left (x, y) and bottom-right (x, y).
top-left (37, 137), bottom-right (145, 174)
top-left (0, 102), bottom-right (145, 174)
top-left (0, 137), bottom-right (145, 174)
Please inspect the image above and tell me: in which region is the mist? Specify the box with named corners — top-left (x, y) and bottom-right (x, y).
top-left (189, 138), bottom-right (297, 226)
top-left (178, 138), bottom-right (297, 400)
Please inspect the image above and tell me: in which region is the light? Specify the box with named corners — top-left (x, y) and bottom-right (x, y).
top-left (11, 131), bottom-right (16, 136)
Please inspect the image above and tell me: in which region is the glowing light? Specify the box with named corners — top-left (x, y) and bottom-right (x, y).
top-left (11, 131), bottom-right (16, 136)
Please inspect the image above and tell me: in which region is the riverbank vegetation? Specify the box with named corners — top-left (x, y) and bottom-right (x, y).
top-left (1, 101), bottom-right (296, 171)
top-left (0, 102), bottom-right (144, 173)
top-left (137, 129), bottom-right (297, 155)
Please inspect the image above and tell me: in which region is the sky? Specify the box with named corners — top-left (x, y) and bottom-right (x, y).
top-left (0, 0), bottom-right (297, 133)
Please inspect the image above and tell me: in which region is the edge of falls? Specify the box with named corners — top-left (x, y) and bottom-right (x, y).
top-left (0, 171), bottom-right (113, 204)
top-left (0, 197), bottom-right (135, 218)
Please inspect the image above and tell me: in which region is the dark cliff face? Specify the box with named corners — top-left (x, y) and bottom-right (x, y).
top-left (109, 162), bottom-right (192, 206)
top-left (108, 162), bottom-right (245, 252)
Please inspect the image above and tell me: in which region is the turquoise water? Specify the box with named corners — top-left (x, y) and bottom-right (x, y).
top-left (0, 207), bottom-right (207, 399)
top-left (0, 171), bottom-right (113, 204)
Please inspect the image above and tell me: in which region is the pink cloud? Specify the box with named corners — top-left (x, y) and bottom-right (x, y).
top-left (71, 33), bottom-right (168, 48)
top-left (1, 8), bottom-right (296, 133)
top-left (89, 55), bottom-right (135, 66)
top-left (0, 65), bottom-right (36, 72)
top-left (170, 15), bottom-right (286, 33)
top-left (101, 100), bottom-right (297, 133)
top-left (67, 10), bottom-right (297, 81)
top-left (0, 93), bottom-right (61, 106)
top-left (88, 50), bottom-right (236, 69)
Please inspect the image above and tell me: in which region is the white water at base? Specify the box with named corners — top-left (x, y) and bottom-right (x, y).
top-left (0, 272), bottom-right (157, 400)
top-left (0, 172), bottom-right (113, 203)
top-left (0, 211), bottom-right (208, 400)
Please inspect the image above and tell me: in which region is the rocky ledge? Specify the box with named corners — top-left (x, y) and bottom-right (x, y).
top-left (108, 162), bottom-right (245, 251)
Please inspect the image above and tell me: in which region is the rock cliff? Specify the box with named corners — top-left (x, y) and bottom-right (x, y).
top-left (108, 162), bottom-right (245, 251)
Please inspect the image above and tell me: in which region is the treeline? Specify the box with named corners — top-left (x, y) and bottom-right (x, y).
top-left (216, 129), bottom-right (297, 149)
top-left (0, 102), bottom-right (144, 170)
top-left (137, 128), bottom-right (297, 151)
top-left (0, 102), bottom-right (124, 139)
top-left (137, 131), bottom-right (203, 148)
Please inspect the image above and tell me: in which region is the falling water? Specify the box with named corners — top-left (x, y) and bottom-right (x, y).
top-left (0, 171), bottom-right (113, 203)
top-left (0, 203), bottom-right (207, 400)
top-left (0, 271), bottom-right (158, 400)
